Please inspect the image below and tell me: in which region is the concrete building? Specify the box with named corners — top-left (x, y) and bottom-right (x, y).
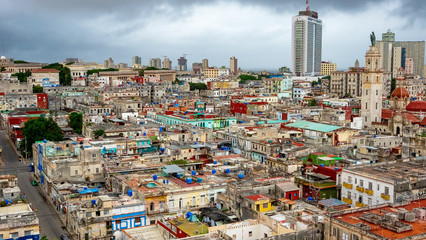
top-left (204, 68), bottom-right (230, 79)
top-left (405, 58), bottom-right (413, 74)
top-left (132, 56), bottom-right (141, 68)
top-left (202, 58), bottom-right (209, 70)
top-left (177, 57), bottom-right (187, 71)
top-left (0, 78), bottom-right (32, 94)
top-left (230, 56), bottom-right (238, 75)
top-left (29, 68), bottom-right (60, 87)
top-left (192, 62), bottom-right (202, 74)
top-left (149, 58), bottom-right (161, 69)
top-left (0, 204), bottom-right (40, 240)
top-left (376, 30), bottom-right (425, 77)
top-left (291, 3), bottom-right (322, 76)
top-left (341, 160), bottom-right (426, 208)
top-left (162, 57), bottom-right (172, 70)
top-left (361, 44), bottom-right (383, 128)
top-left (320, 61), bottom-right (337, 76)
top-left (104, 58), bottom-right (115, 68)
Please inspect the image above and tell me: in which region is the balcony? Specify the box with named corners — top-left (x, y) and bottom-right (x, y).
top-left (356, 186), bottom-right (364, 193)
top-left (381, 193), bottom-right (390, 201)
top-left (343, 182), bottom-right (353, 189)
top-left (355, 202), bottom-right (366, 208)
top-left (342, 197), bottom-right (352, 204)
top-left (365, 189), bottom-right (373, 195)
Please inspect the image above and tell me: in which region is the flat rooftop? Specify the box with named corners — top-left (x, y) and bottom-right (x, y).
top-left (335, 199), bottom-right (426, 239)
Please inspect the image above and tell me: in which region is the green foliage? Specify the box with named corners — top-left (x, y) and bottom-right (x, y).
top-left (239, 74), bottom-right (257, 84)
top-left (148, 136), bottom-right (158, 141)
top-left (93, 129), bottom-right (105, 139)
top-left (167, 160), bottom-right (188, 165)
top-left (42, 63), bottom-right (72, 86)
top-left (14, 60), bottom-right (28, 64)
top-left (308, 98), bottom-right (319, 106)
top-left (390, 78), bottom-right (396, 95)
top-left (86, 68), bottom-right (119, 76)
top-left (138, 69), bottom-right (144, 76)
top-left (33, 85), bottom-right (43, 93)
top-left (189, 83), bottom-right (207, 91)
top-left (19, 117), bottom-right (64, 158)
top-left (40, 236), bottom-right (48, 240)
top-left (344, 93), bottom-right (352, 98)
top-left (11, 71), bottom-right (31, 82)
top-left (0, 66), bottom-right (6, 72)
top-left (145, 66), bottom-right (159, 70)
top-left (173, 78), bottom-right (183, 84)
top-left (257, 74), bottom-right (269, 80)
top-left (69, 112), bottom-right (83, 134)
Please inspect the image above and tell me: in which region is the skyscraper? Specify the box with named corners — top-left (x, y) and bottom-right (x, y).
top-left (291, 1), bottom-right (322, 76)
top-left (376, 30), bottom-right (425, 77)
top-left (132, 56), bottom-right (141, 68)
top-left (163, 58), bottom-right (172, 70)
top-left (149, 58), bottom-right (161, 69)
top-left (177, 57), bottom-right (187, 71)
top-left (230, 56), bottom-right (238, 75)
top-left (202, 59), bottom-right (209, 70)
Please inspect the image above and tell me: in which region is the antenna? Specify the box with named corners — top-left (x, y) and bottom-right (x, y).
top-left (306, 0), bottom-right (310, 11)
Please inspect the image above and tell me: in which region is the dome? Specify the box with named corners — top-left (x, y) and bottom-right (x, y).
top-left (0, 56), bottom-right (6, 60)
top-left (391, 87), bottom-right (409, 99)
top-left (406, 101), bottom-right (426, 112)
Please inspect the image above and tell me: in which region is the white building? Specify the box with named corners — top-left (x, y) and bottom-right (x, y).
top-left (29, 69), bottom-right (60, 87)
top-left (291, 4), bottom-right (322, 76)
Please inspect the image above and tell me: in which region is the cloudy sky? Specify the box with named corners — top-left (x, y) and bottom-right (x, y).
top-left (1, 0), bottom-right (424, 71)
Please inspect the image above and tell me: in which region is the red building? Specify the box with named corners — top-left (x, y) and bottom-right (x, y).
top-left (36, 93), bottom-right (48, 109)
top-left (230, 97), bottom-right (268, 115)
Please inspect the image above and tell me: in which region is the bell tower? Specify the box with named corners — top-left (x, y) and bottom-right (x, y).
top-left (361, 39), bottom-right (383, 129)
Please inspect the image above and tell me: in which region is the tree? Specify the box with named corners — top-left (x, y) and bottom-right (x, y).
top-left (14, 60), bottom-right (28, 64)
top-left (238, 74), bottom-right (257, 84)
top-left (69, 112), bottom-right (83, 134)
top-left (189, 83), bottom-right (207, 91)
top-left (86, 68), bottom-right (119, 75)
top-left (0, 66), bottom-right (6, 72)
top-left (42, 63), bottom-right (72, 86)
top-left (19, 117), bottom-right (64, 158)
top-left (173, 78), bottom-right (183, 84)
top-left (33, 85), bottom-right (43, 93)
top-left (11, 71), bottom-right (31, 82)
top-left (308, 98), bottom-right (319, 106)
top-left (93, 129), bottom-right (105, 139)
top-left (145, 66), bottom-right (159, 70)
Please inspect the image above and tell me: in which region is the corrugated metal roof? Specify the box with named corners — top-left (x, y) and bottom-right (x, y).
top-left (286, 120), bottom-right (341, 132)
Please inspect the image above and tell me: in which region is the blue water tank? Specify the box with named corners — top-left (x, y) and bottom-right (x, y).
top-left (186, 212), bottom-right (193, 218)
top-left (92, 200), bottom-right (96, 205)
top-left (225, 162), bottom-right (228, 165)
top-left (320, 164), bottom-right (325, 167)
top-left (166, 180), bottom-right (169, 184)
top-left (334, 167), bottom-right (339, 170)
top-left (153, 175), bottom-right (158, 180)
top-left (128, 190), bottom-right (133, 196)
top-left (212, 169), bottom-right (217, 174)
top-left (238, 174), bottom-right (244, 179)
top-left (226, 169), bottom-right (230, 174)
top-left (177, 173), bottom-right (182, 178)
top-left (308, 197), bottom-right (313, 201)
top-left (72, 142), bottom-right (76, 145)
top-left (43, 139), bottom-right (47, 143)
top-left (197, 178), bottom-right (202, 183)
top-left (84, 187), bottom-right (88, 190)
top-left (143, 133), bottom-right (146, 136)
top-left (186, 178), bottom-right (193, 184)
top-left (213, 161), bottom-right (217, 165)
top-left (192, 170), bottom-right (196, 176)
top-left (160, 127), bottom-right (163, 132)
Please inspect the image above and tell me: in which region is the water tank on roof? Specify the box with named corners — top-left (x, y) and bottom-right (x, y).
top-left (197, 178), bottom-right (202, 183)
top-left (213, 161), bottom-right (217, 164)
top-left (192, 170), bottom-right (196, 176)
top-left (128, 190), bottom-right (133, 196)
top-left (153, 175), bottom-right (158, 180)
top-left (212, 169), bottom-right (216, 174)
top-left (320, 164), bottom-right (324, 167)
top-left (92, 200), bottom-right (96, 205)
top-left (226, 169), bottom-right (230, 174)
top-left (186, 178), bottom-right (192, 184)
top-left (238, 174), bottom-right (244, 179)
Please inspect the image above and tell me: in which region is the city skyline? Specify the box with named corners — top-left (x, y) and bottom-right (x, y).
top-left (0, 0), bottom-right (425, 71)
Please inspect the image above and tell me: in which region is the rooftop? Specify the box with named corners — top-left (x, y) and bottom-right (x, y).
top-left (286, 120), bottom-right (341, 133)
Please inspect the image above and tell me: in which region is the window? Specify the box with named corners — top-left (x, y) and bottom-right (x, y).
top-left (347, 191), bottom-right (351, 199)
top-left (249, 231), bottom-right (253, 237)
top-left (342, 232), bottom-right (349, 240)
top-left (24, 231), bottom-right (33, 236)
top-left (86, 212), bottom-right (92, 218)
top-left (360, 180), bottom-right (364, 187)
top-left (385, 186), bottom-right (389, 195)
top-left (332, 228), bottom-right (337, 236)
top-left (10, 233), bottom-right (19, 239)
top-left (352, 234), bottom-right (359, 240)
top-left (116, 220), bottom-right (121, 225)
top-left (96, 168), bottom-right (100, 173)
top-left (0, 234), bottom-right (3, 240)
top-left (104, 210), bottom-right (109, 215)
top-left (96, 211), bottom-right (100, 216)
top-left (377, 184), bottom-right (380, 191)
top-left (368, 198), bottom-right (372, 206)
top-left (92, 154), bottom-right (97, 158)
top-left (135, 217), bottom-right (141, 223)
top-left (355, 178), bottom-right (357, 184)
top-left (348, 176), bottom-right (352, 184)
top-left (359, 195), bottom-right (363, 203)
top-left (368, 182), bottom-right (373, 190)
top-left (75, 170), bottom-right (78, 175)
top-left (263, 203), bottom-right (268, 209)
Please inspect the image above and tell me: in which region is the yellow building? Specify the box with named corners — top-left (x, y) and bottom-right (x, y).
top-left (0, 204), bottom-right (40, 239)
top-left (245, 194), bottom-right (274, 212)
top-left (320, 62), bottom-right (337, 76)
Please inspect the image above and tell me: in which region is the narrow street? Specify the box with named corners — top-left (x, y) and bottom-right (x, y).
top-left (0, 131), bottom-right (67, 239)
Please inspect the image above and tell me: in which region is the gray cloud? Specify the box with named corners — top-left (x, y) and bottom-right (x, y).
top-left (0, 0), bottom-right (424, 71)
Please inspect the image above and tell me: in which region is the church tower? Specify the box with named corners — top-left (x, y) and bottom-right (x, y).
top-left (361, 42), bottom-right (383, 128)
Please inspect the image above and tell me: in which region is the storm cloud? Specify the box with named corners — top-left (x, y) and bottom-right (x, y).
top-left (0, 0), bottom-right (424, 71)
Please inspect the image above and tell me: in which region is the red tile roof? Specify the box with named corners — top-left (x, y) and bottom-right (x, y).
top-left (391, 87), bottom-right (409, 99)
top-left (421, 117), bottom-right (426, 126)
top-left (31, 68), bottom-right (60, 73)
top-left (406, 101), bottom-right (426, 112)
top-left (381, 109), bottom-right (396, 119)
top-left (402, 113), bottom-right (420, 123)
top-left (246, 194), bottom-right (270, 201)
